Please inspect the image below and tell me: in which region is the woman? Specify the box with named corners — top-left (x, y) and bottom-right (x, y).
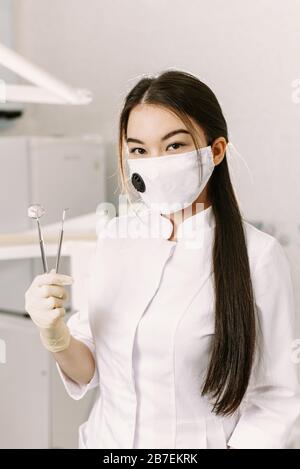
top-left (25, 70), bottom-right (300, 449)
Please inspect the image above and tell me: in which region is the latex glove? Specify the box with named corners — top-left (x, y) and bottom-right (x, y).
top-left (25, 268), bottom-right (73, 352)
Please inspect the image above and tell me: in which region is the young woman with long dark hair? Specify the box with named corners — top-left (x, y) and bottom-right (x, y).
top-left (25, 70), bottom-right (300, 449)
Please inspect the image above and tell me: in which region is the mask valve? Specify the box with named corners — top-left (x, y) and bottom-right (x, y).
top-left (131, 172), bottom-right (146, 192)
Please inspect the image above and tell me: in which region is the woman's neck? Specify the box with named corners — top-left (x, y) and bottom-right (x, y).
top-left (164, 192), bottom-right (211, 242)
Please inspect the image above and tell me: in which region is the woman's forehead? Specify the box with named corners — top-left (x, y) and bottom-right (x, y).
top-left (127, 105), bottom-right (204, 145)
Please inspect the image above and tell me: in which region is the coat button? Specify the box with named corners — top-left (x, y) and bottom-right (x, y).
top-left (131, 173), bottom-right (146, 193)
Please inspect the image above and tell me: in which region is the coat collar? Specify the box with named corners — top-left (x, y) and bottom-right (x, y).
top-left (174, 204), bottom-right (215, 242)
top-left (101, 204), bottom-right (215, 245)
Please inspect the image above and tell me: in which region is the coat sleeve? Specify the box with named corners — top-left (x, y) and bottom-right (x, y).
top-left (56, 308), bottom-right (100, 401)
top-left (56, 213), bottom-right (114, 399)
top-left (227, 236), bottom-right (300, 449)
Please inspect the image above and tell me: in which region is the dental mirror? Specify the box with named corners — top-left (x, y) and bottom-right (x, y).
top-left (28, 204), bottom-right (48, 273)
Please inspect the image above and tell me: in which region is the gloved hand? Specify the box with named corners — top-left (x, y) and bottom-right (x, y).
top-left (25, 268), bottom-right (73, 352)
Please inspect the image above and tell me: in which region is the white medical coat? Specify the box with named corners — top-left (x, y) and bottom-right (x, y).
top-left (57, 205), bottom-right (300, 449)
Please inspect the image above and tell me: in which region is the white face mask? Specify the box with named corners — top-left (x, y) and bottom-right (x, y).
top-left (126, 146), bottom-right (215, 214)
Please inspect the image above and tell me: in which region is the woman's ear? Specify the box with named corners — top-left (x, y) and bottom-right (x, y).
top-left (211, 137), bottom-right (227, 165)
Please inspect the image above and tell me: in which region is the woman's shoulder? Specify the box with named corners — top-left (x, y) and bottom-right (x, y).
top-left (242, 219), bottom-right (288, 274)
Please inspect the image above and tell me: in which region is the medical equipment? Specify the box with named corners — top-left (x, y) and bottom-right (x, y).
top-left (0, 42), bottom-right (92, 105)
top-left (55, 208), bottom-right (68, 273)
top-left (27, 204), bottom-right (48, 273)
top-left (28, 205), bottom-right (70, 274)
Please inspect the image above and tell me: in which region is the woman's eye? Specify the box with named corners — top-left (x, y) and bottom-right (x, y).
top-left (129, 142), bottom-right (185, 155)
top-left (129, 148), bottom-right (145, 155)
top-left (167, 142), bottom-right (185, 150)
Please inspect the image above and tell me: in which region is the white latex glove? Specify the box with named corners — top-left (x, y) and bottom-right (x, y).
top-left (25, 268), bottom-right (73, 352)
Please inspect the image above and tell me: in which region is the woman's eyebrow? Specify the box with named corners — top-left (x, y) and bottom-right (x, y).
top-left (126, 129), bottom-right (190, 144)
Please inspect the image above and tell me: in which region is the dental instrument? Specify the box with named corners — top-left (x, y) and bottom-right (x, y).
top-left (55, 208), bottom-right (68, 273)
top-left (27, 204), bottom-right (48, 273)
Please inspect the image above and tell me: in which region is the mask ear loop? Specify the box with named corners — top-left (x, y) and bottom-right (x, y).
top-left (226, 141), bottom-right (255, 186)
top-left (224, 141), bottom-right (255, 215)
top-left (195, 146), bottom-right (203, 192)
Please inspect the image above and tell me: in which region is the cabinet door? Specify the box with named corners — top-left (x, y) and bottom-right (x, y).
top-left (0, 137), bottom-right (29, 233)
top-left (0, 313), bottom-right (97, 449)
top-left (0, 137), bottom-right (31, 313)
top-left (29, 137), bottom-right (106, 225)
top-left (0, 314), bottom-right (50, 448)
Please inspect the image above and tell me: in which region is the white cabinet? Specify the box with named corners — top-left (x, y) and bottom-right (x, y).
top-left (0, 312), bottom-right (96, 449)
top-left (0, 135), bottom-right (106, 313)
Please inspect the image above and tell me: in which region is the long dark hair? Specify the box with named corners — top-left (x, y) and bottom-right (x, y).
top-left (117, 70), bottom-right (256, 416)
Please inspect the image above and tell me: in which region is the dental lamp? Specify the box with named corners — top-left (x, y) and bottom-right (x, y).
top-left (0, 42), bottom-right (92, 105)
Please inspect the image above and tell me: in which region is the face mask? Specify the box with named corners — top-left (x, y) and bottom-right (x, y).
top-left (126, 146), bottom-right (215, 215)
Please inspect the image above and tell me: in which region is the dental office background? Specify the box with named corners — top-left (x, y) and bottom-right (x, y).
top-left (0, 0), bottom-right (300, 449)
